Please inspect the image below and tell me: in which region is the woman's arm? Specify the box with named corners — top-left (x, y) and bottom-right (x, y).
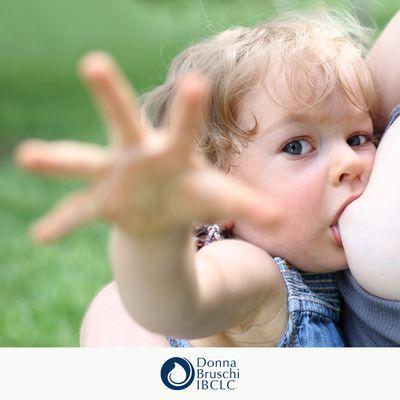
top-left (368, 11), bottom-right (400, 134)
top-left (80, 281), bottom-right (169, 347)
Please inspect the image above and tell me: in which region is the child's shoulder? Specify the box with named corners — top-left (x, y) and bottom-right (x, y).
top-left (196, 237), bottom-right (285, 295)
top-left (196, 238), bottom-right (288, 346)
top-left (193, 224), bottom-right (284, 293)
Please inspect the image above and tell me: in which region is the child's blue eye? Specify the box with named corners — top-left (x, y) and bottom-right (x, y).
top-left (282, 139), bottom-right (312, 156)
top-left (347, 134), bottom-right (370, 147)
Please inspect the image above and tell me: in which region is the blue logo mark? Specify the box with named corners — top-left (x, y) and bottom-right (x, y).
top-left (160, 357), bottom-right (195, 390)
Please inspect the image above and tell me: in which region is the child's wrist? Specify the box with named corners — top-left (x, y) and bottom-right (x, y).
top-left (111, 222), bottom-right (194, 250)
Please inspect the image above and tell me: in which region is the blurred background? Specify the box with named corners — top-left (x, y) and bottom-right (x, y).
top-left (0, 0), bottom-right (398, 346)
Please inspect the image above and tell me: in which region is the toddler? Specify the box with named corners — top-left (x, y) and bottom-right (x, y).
top-left (15, 10), bottom-right (388, 347)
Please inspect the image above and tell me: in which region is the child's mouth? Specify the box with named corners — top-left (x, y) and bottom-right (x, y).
top-left (330, 224), bottom-right (342, 247)
top-left (330, 193), bottom-right (363, 248)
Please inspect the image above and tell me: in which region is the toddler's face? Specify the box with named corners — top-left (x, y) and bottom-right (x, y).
top-left (230, 79), bottom-right (376, 273)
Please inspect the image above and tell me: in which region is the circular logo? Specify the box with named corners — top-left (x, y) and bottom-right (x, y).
top-left (160, 357), bottom-right (195, 390)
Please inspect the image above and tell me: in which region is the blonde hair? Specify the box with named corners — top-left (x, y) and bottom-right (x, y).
top-left (143, 8), bottom-right (375, 171)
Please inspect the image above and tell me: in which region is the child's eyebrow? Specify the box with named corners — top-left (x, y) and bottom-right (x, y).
top-left (263, 114), bottom-right (304, 133)
top-left (263, 109), bottom-right (372, 135)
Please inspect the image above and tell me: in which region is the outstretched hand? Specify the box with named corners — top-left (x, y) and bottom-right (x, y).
top-left (15, 52), bottom-right (277, 243)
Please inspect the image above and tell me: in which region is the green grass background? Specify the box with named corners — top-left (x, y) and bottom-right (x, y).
top-left (0, 0), bottom-right (398, 346)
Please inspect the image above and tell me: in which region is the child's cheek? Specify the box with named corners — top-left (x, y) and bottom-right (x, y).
top-left (274, 172), bottom-right (326, 234)
top-left (364, 150), bottom-right (376, 182)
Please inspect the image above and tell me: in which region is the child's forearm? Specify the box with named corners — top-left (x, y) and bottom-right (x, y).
top-left (109, 225), bottom-right (203, 337)
top-left (340, 117), bottom-right (400, 300)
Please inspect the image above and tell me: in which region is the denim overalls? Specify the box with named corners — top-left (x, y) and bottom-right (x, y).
top-left (167, 224), bottom-right (344, 348)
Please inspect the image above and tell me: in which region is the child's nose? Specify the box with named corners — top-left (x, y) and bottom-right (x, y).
top-left (329, 146), bottom-right (364, 186)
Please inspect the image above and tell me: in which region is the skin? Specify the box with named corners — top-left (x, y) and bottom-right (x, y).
top-left (81, 10), bottom-right (400, 346)
top-left (231, 82), bottom-right (376, 273)
top-left (15, 48), bottom-right (378, 346)
top-left (336, 10), bottom-right (400, 300)
top-left (15, 54), bottom-right (276, 243)
top-left (339, 112), bottom-right (400, 300)
top-left (80, 281), bottom-right (170, 346)
top-left (82, 78), bottom-right (376, 346)
top-left (367, 11), bottom-right (400, 134)
top-left (15, 53), bottom-right (286, 346)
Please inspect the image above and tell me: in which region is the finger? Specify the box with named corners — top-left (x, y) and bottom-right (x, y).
top-left (30, 188), bottom-right (101, 243)
top-left (14, 139), bottom-right (112, 179)
top-left (169, 74), bottom-right (208, 157)
top-left (79, 51), bottom-right (146, 146)
top-left (185, 170), bottom-right (281, 229)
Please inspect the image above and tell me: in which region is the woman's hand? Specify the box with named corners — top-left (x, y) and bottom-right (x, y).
top-left (14, 52), bottom-right (277, 243)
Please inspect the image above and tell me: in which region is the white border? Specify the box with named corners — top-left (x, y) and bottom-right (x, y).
top-left (0, 348), bottom-right (397, 399)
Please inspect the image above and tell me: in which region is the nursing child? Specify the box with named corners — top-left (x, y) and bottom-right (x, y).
top-left (16, 9), bottom-right (400, 346)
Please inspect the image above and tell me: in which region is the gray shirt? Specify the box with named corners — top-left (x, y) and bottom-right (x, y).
top-left (338, 270), bottom-right (400, 346)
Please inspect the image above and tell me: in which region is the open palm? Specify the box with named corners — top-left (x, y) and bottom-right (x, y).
top-left (15, 52), bottom-right (276, 243)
